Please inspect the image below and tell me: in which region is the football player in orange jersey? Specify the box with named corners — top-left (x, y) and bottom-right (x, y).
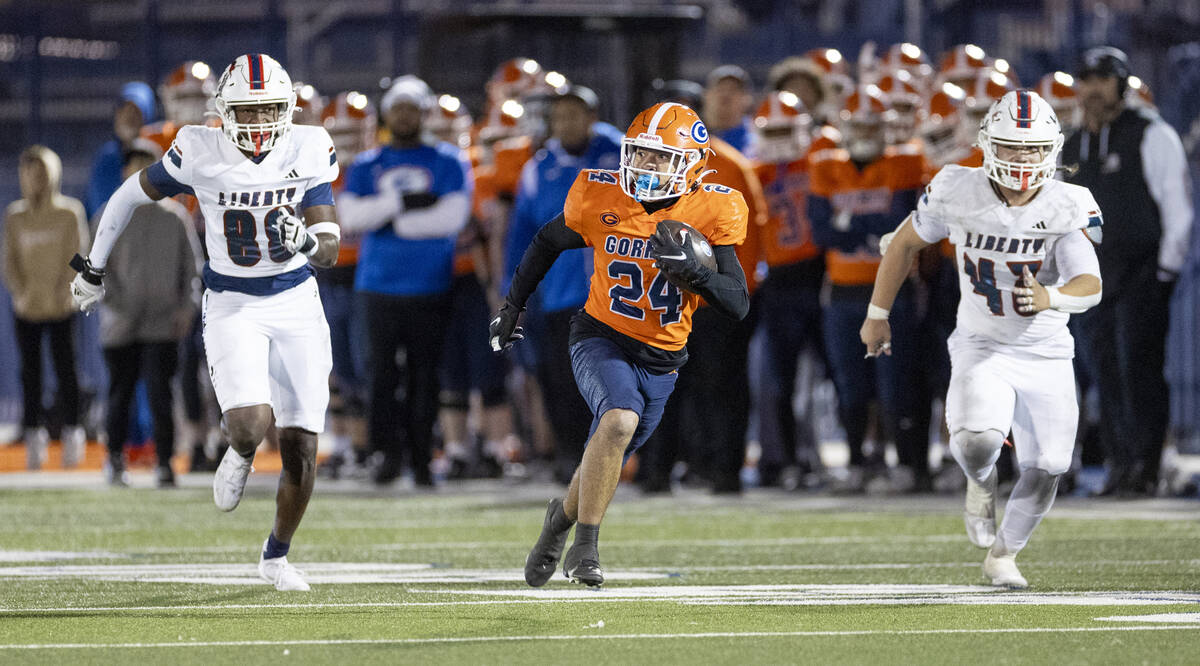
top-left (638, 79), bottom-right (768, 495)
top-left (492, 102), bottom-right (749, 587)
top-left (751, 91), bottom-right (834, 487)
top-left (809, 86), bottom-right (931, 492)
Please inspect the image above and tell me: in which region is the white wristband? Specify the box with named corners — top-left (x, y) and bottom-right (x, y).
top-left (866, 304), bottom-right (890, 320)
top-left (1045, 285), bottom-right (1101, 314)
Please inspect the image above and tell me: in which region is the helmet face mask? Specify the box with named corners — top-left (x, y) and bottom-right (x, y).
top-left (621, 140), bottom-right (701, 202)
top-left (979, 90), bottom-right (1063, 192)
top-left (215, 54), bottom-right (296, 156)
top-left (619, 102), bottom-right (709, 203)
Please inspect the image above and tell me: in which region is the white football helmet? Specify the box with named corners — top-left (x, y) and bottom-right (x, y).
top-left (978, 90), bottom-right (1063, 192)
top-left (214, 54), bottom-right (296, 155)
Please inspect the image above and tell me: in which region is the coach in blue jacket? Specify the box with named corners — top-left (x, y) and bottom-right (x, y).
top-left (503, 85), bottom-right (621, 483)
top-left (338, 76), bottom-right (473, 486)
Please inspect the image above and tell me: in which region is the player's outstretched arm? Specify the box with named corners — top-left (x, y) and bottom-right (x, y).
top-left (70, 169), bottom-right (166, 311)
top-left (860, 214), bottom-right (930, 357)
top-left (489, 213), bottom-right (586, 352)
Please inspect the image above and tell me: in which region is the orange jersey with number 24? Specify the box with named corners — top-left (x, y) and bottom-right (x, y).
top-left (564, 169), bottom-right (748, 351)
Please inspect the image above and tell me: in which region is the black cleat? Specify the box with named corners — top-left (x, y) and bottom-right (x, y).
top-left (562, 543), bottom-right (604, 587)
top-left (524, 499), bottom-right (571, 587)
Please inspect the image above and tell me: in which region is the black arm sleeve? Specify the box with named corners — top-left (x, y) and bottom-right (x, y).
top-left (693, 245), bottom-right (749, 320)
top-left (506, 213), bottom-right (588, 309)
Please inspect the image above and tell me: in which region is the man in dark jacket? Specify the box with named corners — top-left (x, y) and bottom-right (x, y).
top-left (1062, 47), bottom-right (1194, 496)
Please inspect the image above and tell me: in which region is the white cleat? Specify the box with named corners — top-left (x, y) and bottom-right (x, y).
top-left (213, 447), bottom-right (254, 512)
top-left (259, 543), bottom-right (310, 591)
top-left (24, 427), bottom-right (48, 471)
top-left (964, 468), bottom-right (997, 548)
top-left (61, 425), bottom-right (86, 469)
top-left (983, 552), bottom-right (1028, 589)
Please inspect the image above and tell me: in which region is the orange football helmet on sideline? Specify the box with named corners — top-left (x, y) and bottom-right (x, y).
top-left (839, 85), bottom-right (888, 162)
top-left (293, 82), bottom-right (325, 126)
top-left (487, 57), bottom-right (546, 104)
top-left (880, 42), bottom-right (933, 87)
top-left (805, 48), bottom-right (855, 102)
top-left (876, 70), bottom-right (922, 144)
top-left (427, 93), bottom-right (473, 149)
top-left (321, 91), bottom-right (377, 167)
top-left (620, 102), bottom-right (711, 202)
top-left (1037, 71), bottom-right (1079, 132)
top-left (160, 60), bottom-right (216, 126)
top-left (963, 69), bottom-right (1016, 138)
top-left (753, 91), bottom-right (813, 163)
top-left (938, 43), bottom-right (990, 90)
top-left (918, 84), bottom-right (968, 166)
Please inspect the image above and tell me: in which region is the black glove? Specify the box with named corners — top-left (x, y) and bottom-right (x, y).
top-left (488, 301), bottom-right (525, 352)
top-left (69, 253), bottom-right (105, 285)
top-left (402, 192), bottom-right (439, 210)
top-left (648, 224), bottom-right (712, 287)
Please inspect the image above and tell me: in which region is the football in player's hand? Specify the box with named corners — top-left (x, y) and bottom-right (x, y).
top-left (657, 220), bottom-right (717, 270)
top-left (651, 219), bottom-right (718, 292)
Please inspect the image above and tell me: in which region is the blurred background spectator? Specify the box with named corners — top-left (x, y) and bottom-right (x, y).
top-left (3, 145), bottom-right (88, 469)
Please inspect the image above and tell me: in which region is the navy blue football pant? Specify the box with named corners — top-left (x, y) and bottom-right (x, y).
top-left (569, 335), bottom-right (677, 466)
top-left (823, 283), bottom-right (925, 470)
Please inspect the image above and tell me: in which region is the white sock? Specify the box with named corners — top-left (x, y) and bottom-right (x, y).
top-left (995, 468), bottom-right (1059, 556)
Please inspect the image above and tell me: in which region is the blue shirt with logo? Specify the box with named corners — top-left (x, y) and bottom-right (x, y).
top-left (346, 142), bottom-right (472, 297)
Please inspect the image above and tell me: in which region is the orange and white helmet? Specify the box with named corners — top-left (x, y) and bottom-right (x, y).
top-left (214, 53), bottom-right (296, 155)
top-left (160, 60), bottom-right (216, 126)
top-left (476, 99), bottom-right (524, 148)
top-left (1036, 71), bottom-right (1079, 131)
top-left (292, 82), bottom-right (325, 126)
top-left (321, 91), bottom-right (377, 166)
top-left (487, 57), bottom-right (545, 104)
top-left (752, 91), bottom-right (813, 163)
top-left (918, 84), bottom-right (967, 166)
top-left (839, 86), bottom-right (889, 162)
top-left (880, 42), bottom-right (933, 87)
top-left (805, 48), bottom-right (855, 101)
top-left (876, 70), bottom-right (922, 144)
top-left (427, 93), bottom-right (473, 149)
top-left (963, 69), bottom-right (1016, 126)
top-left (990, 58), bottom-right (1022, 88)
top-left (1126, 75), bottom-right (1155, 109)
top-left (620, 102), bottom-right (710, 202)
top-left (939, 44), bottom-right (990, 89)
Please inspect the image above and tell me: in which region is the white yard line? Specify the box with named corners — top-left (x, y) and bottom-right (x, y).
top-left (0, 625), bottom-right (1197, 650)
top-left (3, 585), bottom-right (1200, 613)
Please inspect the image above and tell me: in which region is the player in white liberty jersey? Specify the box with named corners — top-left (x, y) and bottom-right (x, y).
top-left (861, 90), bottom-right (1102, 588)
top-left (70, 54), bottom-right (341, 591)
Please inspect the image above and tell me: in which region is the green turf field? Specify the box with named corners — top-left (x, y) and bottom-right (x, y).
top-left (1, 476), bottom-right (1197, 664)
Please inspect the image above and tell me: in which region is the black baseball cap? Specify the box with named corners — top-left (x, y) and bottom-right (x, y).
top-left (553, 84), bottom-right (599, 112)
top-left (1077, 46), bottom-right (1130, 80)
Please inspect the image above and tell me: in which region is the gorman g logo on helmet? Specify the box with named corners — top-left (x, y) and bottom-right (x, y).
top-left (690, 120), bottom-right (709, 143)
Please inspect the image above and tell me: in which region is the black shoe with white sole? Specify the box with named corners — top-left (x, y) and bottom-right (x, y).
top-left (524, 499), bottom-right (571, 587)
top-left (562, 543), bottom-right (604, 587)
